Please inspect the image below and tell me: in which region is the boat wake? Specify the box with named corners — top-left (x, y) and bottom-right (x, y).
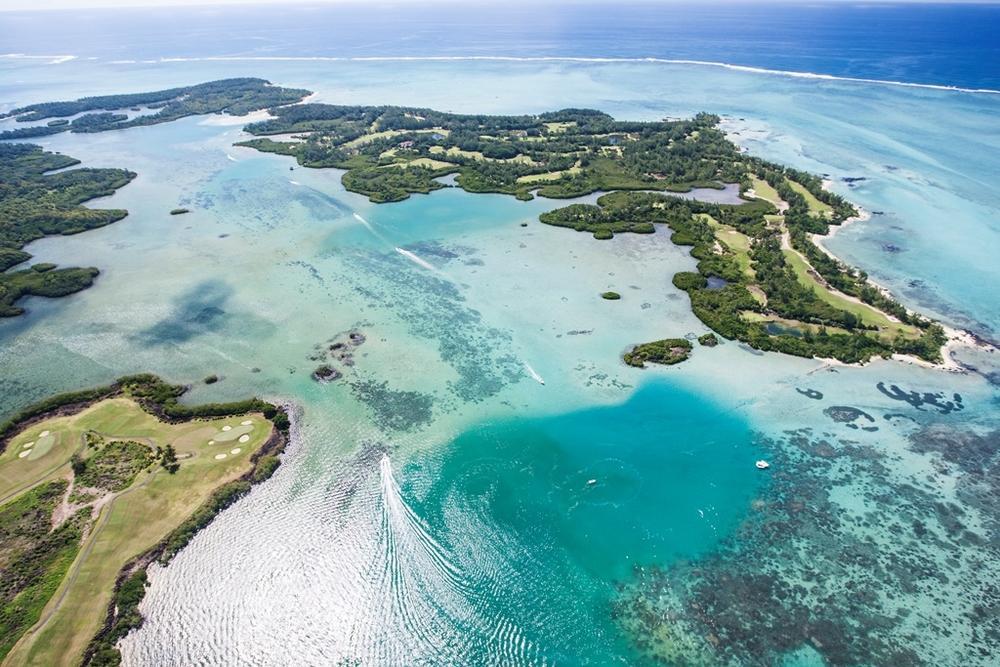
top-left (361, 455), bottom-right (543, 664)
top-left (395, 247), bottom-right (437, 272)
top-left (523, 362), bottom-right (545, 385)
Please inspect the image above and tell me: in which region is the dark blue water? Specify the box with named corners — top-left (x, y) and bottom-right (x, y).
top-left (1, 2), bottom-right (998, 89)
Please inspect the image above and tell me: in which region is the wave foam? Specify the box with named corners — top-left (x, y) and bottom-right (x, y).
top-left (0, 53), bottom-right (76, 65)
top-left (146, 55), bottom-right (1000, 95)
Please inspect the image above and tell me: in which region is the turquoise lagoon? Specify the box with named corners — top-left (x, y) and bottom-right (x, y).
top-left (0, 58), bottom-right (998, 665)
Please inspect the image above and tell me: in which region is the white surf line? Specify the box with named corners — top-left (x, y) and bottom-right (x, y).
top-left (523, 362), bottom-right (545, 385)
top-left (288, 179), bottom-right (301, 185)
top-left (150, 55), bottom-right (1000, 95)
top-left (394, 247), bottom-right (438, 273)
top-left (226, 153), bottom-right (238, 162)
top-left (0, 53), bottom-right (76, 65)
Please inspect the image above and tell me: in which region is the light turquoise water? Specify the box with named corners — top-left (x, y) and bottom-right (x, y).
top-left (1, 58), bottom-right (998, 665)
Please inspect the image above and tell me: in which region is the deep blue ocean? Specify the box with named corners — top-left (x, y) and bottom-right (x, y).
top-left (2, 2), bottom-right (999, 89)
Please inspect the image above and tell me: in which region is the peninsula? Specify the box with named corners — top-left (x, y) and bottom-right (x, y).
top-left (238, 101), bottom-right (948, 365)
top-left (0, 80), bottom-right (953, 365)
top-left (0, 375), bottom-right (290, 666)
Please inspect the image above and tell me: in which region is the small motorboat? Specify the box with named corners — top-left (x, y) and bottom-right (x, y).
top-left (755, 460), bottom-right (770, 470)
top-left (587, 479), bottom-right (598, 486)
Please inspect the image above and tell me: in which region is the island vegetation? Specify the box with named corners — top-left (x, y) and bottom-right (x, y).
top-left (601, 291), bottom-right (621, 300)
top-left (0, 374), bottom-right (290, 666)
top-left (0, 78), bottom-right (310, 140)
top-left (236, 104), bottom-right (740, 203)
top-left (0, 143), bottom-right (136, 316)
top-left (169, 208), bottom-right (190, 216)
top-left (624, 338), bottom-right (693, 367)
top-left (2, 80), bottom-right (952, 366)
top-left (235, 99), bottom-right (948, 365)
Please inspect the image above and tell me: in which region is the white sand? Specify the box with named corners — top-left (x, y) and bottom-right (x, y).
top-left (22, 441), bottom-right (34, 449)
top-left (238, 434), bottom-right (250, 443)
top-left (241, 420), bottom-right (253, 426)
top-left (40, 430), bottom-right (50, 437)
top-left (222, 425), bottom-right (232, 432)
top-left (214, 453), bottom-right (227, 460)
top-left (230, 448), bottom-right (242, 455)
top-left (208, 440), bottom-right (215, 445)
top-left (18, 450), bottom-right (31, 459)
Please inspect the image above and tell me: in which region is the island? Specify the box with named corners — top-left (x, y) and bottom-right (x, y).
top-left (237, 100), bottom-right (949, 366)
top-left (0, 78), bottom-right (310, 140)
top-left (0, 79), bottom-right (311, 317)
top-left (2, 80), bottom-right (956, 366)
top-left (624, 338), bottom-right (693, 367)
top-left (0, 143), bottom-right (135, 317)
top-left (0, 375), bottom-right (290, 666)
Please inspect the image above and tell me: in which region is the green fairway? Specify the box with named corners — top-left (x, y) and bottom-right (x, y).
top-left (787, 179), bottom-right (834, 218)
top-left (750, 176), bottom-right (784, 208)
top-left (1, 398), bottom-right (275, 666)
top-left (782, 246), bottom-right (918, 339)
top-left (701, 214), bottom-right (755, 279)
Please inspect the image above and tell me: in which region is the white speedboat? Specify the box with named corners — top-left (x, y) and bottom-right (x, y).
top-left (755, 460), bottom-right (770, 470)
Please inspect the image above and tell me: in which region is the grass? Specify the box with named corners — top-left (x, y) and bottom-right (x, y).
top-left (543, 121), bottom-right (576, 133)
top-left (701, 214), bottom-right (755, 279)
top-left (2, 399), bottom-right (273, 666)
top-left (750, 176), bottom-right (783, 208)
top-left (341, 127), bottom-right (448, 150)
top-left (429, 146), bottom-right (537, 165)
top-left (787, 179), bottom-right (833, 218)
top-left (385, 157), bottom-right (455, 170)
top-left (781, 246), bottom-right (918, 339)
top-left (515, 162), bottom-right (583, 184)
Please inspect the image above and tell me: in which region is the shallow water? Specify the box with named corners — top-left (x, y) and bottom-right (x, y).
top-left (0, 45), bottom-right (998, 666)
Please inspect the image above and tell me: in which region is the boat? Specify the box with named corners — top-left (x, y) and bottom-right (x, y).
top-left (755, 460), bottom-right (770, 470)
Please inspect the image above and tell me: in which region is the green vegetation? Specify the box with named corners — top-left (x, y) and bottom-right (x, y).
top-left (698, 333), bottom-right (719, 347)
top-left (0, 376), bottom-right (290, 666)
top-left (540, 185), bottom-right (944, 364)
top-left (238, 105), bottom-right (740, 203)
top-left (237, 100), bottom-right (948, 365)
top-left (0, 481), bottom-right (85, 661)
top-left (85, 570), bottom-right (146, 667)
top-left (601, 291), bottom-right (621, 300)
top-left (624, 338), bottom-right (693, 367)
top-left (0, 143), bottom-right (136, 316)
top-left (169, 208), bottom-right (190, 215)
top-left (74, 440), bottom-right (155, 492)
top-left (1, 78), bottom-right (310, 140)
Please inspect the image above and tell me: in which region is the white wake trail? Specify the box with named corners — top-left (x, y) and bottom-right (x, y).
top-left (395, 247), bottom-right (438, 273)
top-left (523, 362), bottom-right (545, 385)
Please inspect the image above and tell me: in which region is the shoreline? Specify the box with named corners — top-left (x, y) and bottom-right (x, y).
top-left (724, 126), bottom-right (989, 373)
top-left (0, 376), bottom-right (294, 666)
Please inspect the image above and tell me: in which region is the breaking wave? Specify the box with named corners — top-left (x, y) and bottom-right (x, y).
top-left (143, 55), bottom-right (1000, 95)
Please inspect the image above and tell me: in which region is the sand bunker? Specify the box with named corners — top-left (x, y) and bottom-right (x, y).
top-left (222, 425), bottom-right (232, 432)
top-left (22, 441), bottom-right (34, 449)
top-left (230, 448), bottom-right (241, 455)
top-left (208, 440), bottom-right (215, 445)
top-left (39, 430), bottom-right (50, 437)
top-left (18, 450), bottom-right (31, 459)
top-left (241, 420), bottom-right (253, 426)
top-left (238, 434), bottom-right (250, 443)
top-left (214, 453), bottom-right (227, 460)
top-left (213, 423), bottom-right (253, 442)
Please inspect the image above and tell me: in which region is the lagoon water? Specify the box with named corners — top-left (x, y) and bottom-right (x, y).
top-left (1, 5), bottom-right (999, 665)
